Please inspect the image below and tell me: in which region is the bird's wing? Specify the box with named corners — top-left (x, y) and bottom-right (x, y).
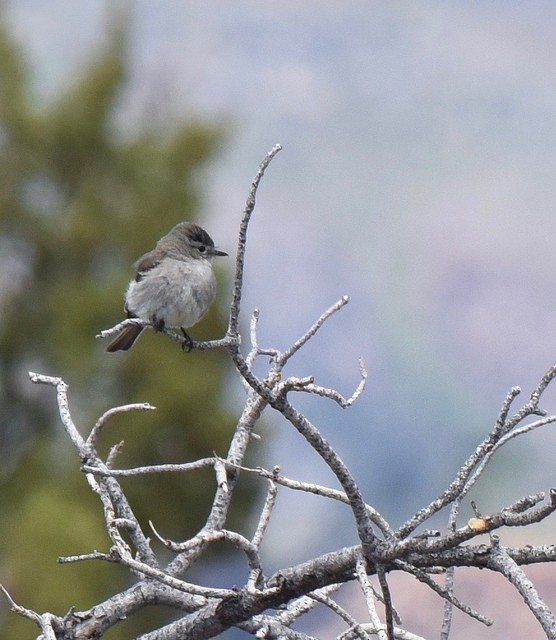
top-left (133, 249), bottom-right (163, 282)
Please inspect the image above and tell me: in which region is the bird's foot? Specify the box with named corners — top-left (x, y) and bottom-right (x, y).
top-left (152, 316), bottom-right (166, 332)
top-left (181, 328), bottom-right (193, 352)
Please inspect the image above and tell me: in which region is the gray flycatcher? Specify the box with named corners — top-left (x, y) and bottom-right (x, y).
top-left (106, 221), bottom-right (227, 352)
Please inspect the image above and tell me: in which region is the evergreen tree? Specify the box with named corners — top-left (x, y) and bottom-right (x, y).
top-left (0, 17), bottom-right (240, 638)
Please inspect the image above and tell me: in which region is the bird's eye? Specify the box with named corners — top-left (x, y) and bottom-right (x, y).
top-left (198, 245), bottom-right (206, 253)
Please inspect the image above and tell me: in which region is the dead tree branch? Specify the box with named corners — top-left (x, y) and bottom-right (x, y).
top-left (4, 148), bottom-right (556, 640)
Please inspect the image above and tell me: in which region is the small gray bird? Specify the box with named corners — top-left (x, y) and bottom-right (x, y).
top-left (106, 222), bottom-right (227, 352)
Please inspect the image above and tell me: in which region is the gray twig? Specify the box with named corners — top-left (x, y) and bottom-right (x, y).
top-left (488, 536), bottom-right (556, 638)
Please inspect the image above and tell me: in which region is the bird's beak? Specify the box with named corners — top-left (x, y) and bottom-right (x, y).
top-left (211, 248), bottom-right (228, 257)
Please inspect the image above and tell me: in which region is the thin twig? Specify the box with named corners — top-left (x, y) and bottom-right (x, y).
top-left (59, 550), bottom-right (114, 564)
top-left (87, 402), bottom-right (155, 450)
top-left (397, 365), bottom-right (556, 539)
top-left (355, 554), bottom-right (388, 640)
top-left (376, 568), bottom-right (395, 640)
top-left (227, 143), bottom-right (282, 338)
top-left (251, 472), bottom-right (279, 550)
top-left (227, 461), bottom-right (393, 538)
top-left (285, 358), bottom-right (367, 408)
top-left (96, 318), bottom-right (239, 351)
top-left (86, 470), bottom-right (133, 557)
top-left (340, 625), bottom-right (427, 640)
top-left (309, 589), bottom-right (371, 639)
top-left (30, 372), bottom-right (158, 565)
top-left (277, 296), bottom-right (350, 365)
top-left (238, 615), bottom-right (318, 639)
top-left (29, 373), bottom-right (85, 450)
top-left (278, 585), bottom-right (344, 626)
top-left (83, 457), bottom-right (217, 476)
top-left (113, 549), bottom-right (233, 598)
top-left (488, 536), bottom-right (556, 637)
top-left (395, 560), bottom-right (492, 626)
top-left (0, 584), bottom-right (59, 639)
top-left (269, 393), bottom-right (379, 561)
top-left (96, 317), bottom-right (145, 339)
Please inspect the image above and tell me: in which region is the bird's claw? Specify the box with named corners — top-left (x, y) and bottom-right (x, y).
top-left (181, 328), bottom-right (193, 352)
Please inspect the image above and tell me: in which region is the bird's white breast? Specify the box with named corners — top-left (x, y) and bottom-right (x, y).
top-left (125, 257), bottom-right (217, 328)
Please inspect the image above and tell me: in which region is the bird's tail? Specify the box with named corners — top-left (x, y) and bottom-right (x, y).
top-left (106, 325), bottom-right (144, 352)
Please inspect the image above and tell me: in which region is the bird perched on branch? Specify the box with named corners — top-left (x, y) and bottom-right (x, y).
top-left (106, 221), bottom-right (227, 352)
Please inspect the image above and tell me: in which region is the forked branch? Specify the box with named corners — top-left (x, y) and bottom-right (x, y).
top-left (4, 151), bottom-right (556, 640)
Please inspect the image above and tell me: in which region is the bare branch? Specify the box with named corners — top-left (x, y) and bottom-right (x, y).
top-left (96, 317), bottom-right (145, 340)
top-left (12, 153), bottom-right (556, 640)
top-left (277, 585), bottom-right (343, 627)
top-left (488, 536), bottom-right (556, 638)
top-left (164, 391), bottom-right (268, 580)
top-left (161, 329), bottom-right (239, 351)
top-left (246, 309), bottom-right (279, 371)
top-left (0, 584), bottom-right (60, 640)
top-left (394, 560), bottom-right (492, 626)
top-left (97, 318), bottom-right (239, 351)
top-left (114, 550), bottom-right (234, 599)
top-left (355, 555), bottom-right (388, 640)
top-left (397, 364), bottom-right (556, 539)
top-left (340, 625), bottom-right (427, 640)
top-left (251, 472), bottom-right (279, 550)
top-left (59, 550), bottom-right (114, 564)
top-left (83, 457), bottom-right (217, 476)
top-left (376, 568), bottom-right (395, 640)
top-left (227, 143), bottom-right (282, 338)
top-left (283, 357), bottom-right (367, 408)
top-left (309, 589), bottom-right (371, 639)
top-left (229, 461), bottom-right (394, 538)
top-left (87, 402), bottom-right (156, 450)
top-left (29, 372), bottom-right (86, 451)
top-left (158, 528), bottom-right (265, 587)
top-left (277, 296), bottom-right (351, 365)
top-left (270, 392), bottom-right (379, 560)
top-left (238, 616), bottom-right (318, 639)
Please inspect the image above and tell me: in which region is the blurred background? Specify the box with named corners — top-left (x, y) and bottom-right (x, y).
top-left (2, 2), bottom-right (556, 638)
